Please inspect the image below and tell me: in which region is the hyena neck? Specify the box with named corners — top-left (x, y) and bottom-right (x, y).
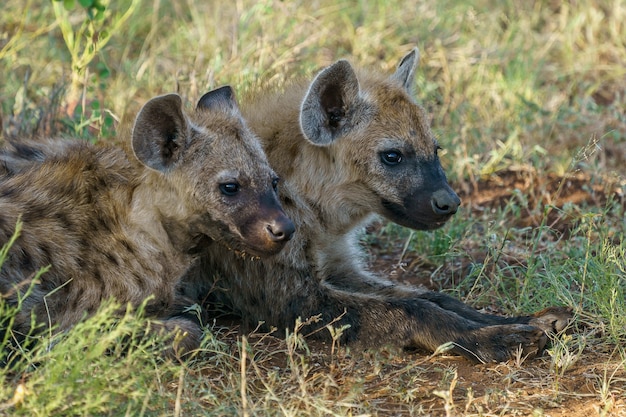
top-left (285, 142), bottom-right (374, 234)
top-left (128, 170), bottom-right (198, 259)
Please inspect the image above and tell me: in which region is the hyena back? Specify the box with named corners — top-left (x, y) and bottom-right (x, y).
top-left (0, 86), bottom-right (293, 358)
top-left (183, 50), bottom-right (571, 363)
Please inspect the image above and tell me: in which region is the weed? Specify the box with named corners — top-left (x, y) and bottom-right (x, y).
top-left (51, 0), bottom-right (140, 115)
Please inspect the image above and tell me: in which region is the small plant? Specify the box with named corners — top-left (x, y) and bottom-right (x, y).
top-left (546, 332), bottom-right (586, 394)
top-left (0, 220), bottom-right (50, 368)
top-left (51, 0), bottom-right (140, 116)
top-left (326, 320), bottom-right (351, 359)
top-left (596, 359), bottom-right (626, 416)
top-left (433, 369), bottom-right (458, 417)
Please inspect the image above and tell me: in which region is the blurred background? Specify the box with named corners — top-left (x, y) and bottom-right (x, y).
top-left (2, 0), bottom-right (624, 184)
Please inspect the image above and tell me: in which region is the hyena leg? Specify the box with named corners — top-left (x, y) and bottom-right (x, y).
top-left (313, 287), bottom-right (552, 363)
top-left (329, 275), bottom-right (574, 335)
top-left (417, 291), bottom-right (573, 334)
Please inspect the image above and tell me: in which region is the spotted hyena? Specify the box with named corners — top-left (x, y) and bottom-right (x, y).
top-left (0, 86), bottom-right (294, 358)
top-left (181, 49), bottom-right (571, 363)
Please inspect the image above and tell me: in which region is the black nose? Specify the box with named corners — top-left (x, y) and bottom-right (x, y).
top-left (431, 189), bottom-right (461, 216)
top-left (267, 217), bottom-right (296, 242)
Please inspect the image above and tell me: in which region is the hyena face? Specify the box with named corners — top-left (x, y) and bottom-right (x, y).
top-left (133, 86), bottom-right (295, 256)
top-left (299, 49), bottom-right (460, 230)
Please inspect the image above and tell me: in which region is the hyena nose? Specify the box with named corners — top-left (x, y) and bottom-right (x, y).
top-left (431, 189), bottom-right (461, 216)
top-left (267, 217), bottom-right (296, 242)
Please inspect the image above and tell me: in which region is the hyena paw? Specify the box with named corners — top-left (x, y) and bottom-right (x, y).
top-left (528, 306), bottom-right (573, 334)
top-left (458, 324), bottom-right (547, 363)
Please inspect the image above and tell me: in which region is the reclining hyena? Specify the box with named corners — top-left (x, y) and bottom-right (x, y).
top-left (0, 86), bottom-right (294, 358)
top-left (182, 49), bottom-right (572, 363)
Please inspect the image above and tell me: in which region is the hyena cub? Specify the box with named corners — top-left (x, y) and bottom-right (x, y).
top-left (0, 86), bottom-right (294, 357)
top-left (183, 49), bottom-right (572, 363)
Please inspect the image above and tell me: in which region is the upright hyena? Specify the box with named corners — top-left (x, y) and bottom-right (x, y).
top-left (0, 86), bottom-right (294, 357)
top-left (182, 50), bottom-right (571, 363)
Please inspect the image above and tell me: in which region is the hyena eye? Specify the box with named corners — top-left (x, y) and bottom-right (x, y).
top-left (271, 178), bottom-right (280, 191)
top-left (380, 150), bottom-right (403, 166)
top-left (219, 182), bottom-right (240, 196)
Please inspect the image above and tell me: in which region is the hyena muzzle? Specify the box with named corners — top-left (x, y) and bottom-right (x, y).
top-left (181, 49), bottom-right (571, 363)
top-left (0, 86), bottom-right (294, 360)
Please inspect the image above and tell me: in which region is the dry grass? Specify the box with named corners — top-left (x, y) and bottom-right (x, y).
top-left (1, 0), bottom-right (625, 415)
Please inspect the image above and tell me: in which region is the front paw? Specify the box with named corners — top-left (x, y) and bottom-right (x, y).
top-left (456, 324), bottom-right (547, 363)
top-left (529, 306), bottom-right (573, 334)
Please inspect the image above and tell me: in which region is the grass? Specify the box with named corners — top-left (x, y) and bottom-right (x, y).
top-left (1, 0), bottom-right (625, 415)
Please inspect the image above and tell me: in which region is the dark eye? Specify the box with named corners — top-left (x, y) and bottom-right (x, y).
top-left (380, 150), bottom-right (403, 166)
top-left (271, 178), bottom-right (280, 191)
top-left (219, 182), bottom-right (240, 196)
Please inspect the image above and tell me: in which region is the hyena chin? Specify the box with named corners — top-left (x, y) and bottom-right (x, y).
top-left (0, 86), bottom-right (294, 360)
top-left (181, 48), bottom-right (572, 364)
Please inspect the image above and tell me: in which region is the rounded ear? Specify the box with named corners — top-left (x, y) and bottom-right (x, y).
top-left (132, 93), bottom-right (188, 172)
top-left (196, 85), bottom-right (240, 113)
top-left (390, 48), bottom-right (420, 93)
top-left (299, 60), bottom-right (360, 146)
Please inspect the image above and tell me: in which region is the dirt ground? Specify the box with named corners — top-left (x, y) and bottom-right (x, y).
top-left (236, 319), bottom-right (625, 416)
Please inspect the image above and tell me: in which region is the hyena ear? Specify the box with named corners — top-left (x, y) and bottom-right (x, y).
top-left (132, 93), bottom-right (189, 172)
top-left (390, 48), bottom-right (420, 93)
top-left (196, 85), bottom-right (240, 113)
top-left (300, 59), bottom-right (360, 146)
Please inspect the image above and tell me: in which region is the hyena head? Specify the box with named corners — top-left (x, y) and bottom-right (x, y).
top-left (299, 49), bottom-right (460, 230)
top-left (132, 86), bottom-right (295, 255)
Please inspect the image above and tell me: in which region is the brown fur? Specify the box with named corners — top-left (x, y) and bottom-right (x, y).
top-left (182, 50), bottom-right (571, 363)
top-left (0, 86), bottom-right (294, 359)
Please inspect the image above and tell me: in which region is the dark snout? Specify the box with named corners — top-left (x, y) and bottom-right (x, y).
top-left (266, 216), bottom-right (295, 243)
top-left (238, 190), bottom-right (295, 256)
top-left (431, 188), bottom-right (461, 216)
top-left (380, 160), bottom-right (461, 231)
